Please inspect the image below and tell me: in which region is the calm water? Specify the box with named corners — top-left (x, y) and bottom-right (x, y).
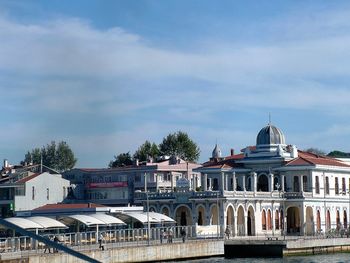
top-left (170, 253), bottom-right (350, 263)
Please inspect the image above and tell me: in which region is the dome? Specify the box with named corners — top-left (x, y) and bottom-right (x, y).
top-left (212, 144), bottom-right (222, 158)
top-left (256, 124), bottom-right (286, 145)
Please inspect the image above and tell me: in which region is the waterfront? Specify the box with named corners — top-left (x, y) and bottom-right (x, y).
top-left (178, 254), bottom-right (350, 263)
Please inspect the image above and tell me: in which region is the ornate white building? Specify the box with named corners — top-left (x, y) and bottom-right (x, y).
top-left (141, 124), bottom-right (350, 237)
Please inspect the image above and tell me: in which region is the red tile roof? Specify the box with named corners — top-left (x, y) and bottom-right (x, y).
top-left (34, 203), bottom-right (106, 210)
top-left (286, 151), bottom-right (350, 167)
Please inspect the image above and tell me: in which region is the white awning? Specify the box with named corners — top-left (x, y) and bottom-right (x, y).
top-left (88, 214), bottom-right (126, 225)
top-left (27, 216), bottom-right (68, 229)
top-left (59, 215), bottom-right (106, 226)
top-left (147, 212), bottom-right (175, 223)
top-left (3, 217), bottom-right (44, 230)
top-left (116, 212), bottom-right (159, 224)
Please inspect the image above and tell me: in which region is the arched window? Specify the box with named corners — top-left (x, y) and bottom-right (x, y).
top-left (317, 210), bottom-right (321, 231)
top-left (267, 210), bottom-right (272, 230)
top-left (275, 210), bottom-right (279, 230)
top-left (257, 174), bottom-right (268, 192)
top-left (326, 210), bottom-right (331, 230)
top-left (344, 210), bottom-right (348, 229)
top-left (262, 209), bottom-right (266, 230)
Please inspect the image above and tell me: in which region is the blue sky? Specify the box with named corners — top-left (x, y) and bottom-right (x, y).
top-left (2, 1), bottom-right (350, 167)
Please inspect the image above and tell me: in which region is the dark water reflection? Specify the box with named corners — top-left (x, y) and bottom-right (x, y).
top-left (171, 253), bottom-right (350, 263)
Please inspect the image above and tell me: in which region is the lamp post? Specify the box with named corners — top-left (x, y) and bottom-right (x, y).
top-left (216, 191), bottom-right (220, 240)
top-left (275, 182), bottom-right (285, 238)
top-left (144, 173), bottom-right (151, 246)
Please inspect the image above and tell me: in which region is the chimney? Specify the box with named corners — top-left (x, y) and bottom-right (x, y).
top-left (230, 149), bottom-right (234, 156)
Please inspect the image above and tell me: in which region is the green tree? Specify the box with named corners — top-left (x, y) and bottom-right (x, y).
top-left (109, 152), bottom-right (133, 168)
top-left (133, 140), bottom-right (160, 162)
top-left (327, 150), bottom-right (350, 158)
top-left (23, 141), bottom-right (77, 172)
top-left (159, 131), bottom-right (200, 162)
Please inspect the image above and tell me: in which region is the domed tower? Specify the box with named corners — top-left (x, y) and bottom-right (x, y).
top-left (210, 143), bottom-right (223, 162)
top-left (255, 124), bottom-right (286, 153)
top-left (212, 143), bottom-right (222, 159)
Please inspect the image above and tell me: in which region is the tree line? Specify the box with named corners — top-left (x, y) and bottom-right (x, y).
top-left (108, 131), bottom-right (200, 168)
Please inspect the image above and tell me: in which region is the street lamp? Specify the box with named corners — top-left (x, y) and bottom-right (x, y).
top-left (216, 191), bottom-right (220, 240)
top-left (144, 173), bottom-right (151, 246)
top-left (275, 182), bottom-right (285, 238)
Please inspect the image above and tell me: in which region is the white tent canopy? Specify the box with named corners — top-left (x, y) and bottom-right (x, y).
top-left (59, 215), bottom-right (106, 227)
top-left (2, 217), bottom-right (44, 230)
top-left (27, 216), bottom-right (68, 229)
top-left (88, 214), bottom-right (126, 225)
top-left (115, 212), bottom-right (174, 224)
top-left (147, 212), bottom-right (175, 223)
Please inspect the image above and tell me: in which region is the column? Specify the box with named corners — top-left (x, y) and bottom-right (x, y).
top-left (156, 174), bottom-right (159, 192)
top-left (233, 172), bottom-right (236, 191)
top-left (244, 214), bottom-right (248, 236)
top-left (281, 174), bottom-right (285, 191)
top-left (209, 178), bottom-right (212, 191)
top-left (203, 174), bottom-right (207, 191)
top-left (221, 172), bottom-right (225, 192)
top-left (242, 175), bottom-right (246, 191)
top-left (170, 172), bottom-right (174, 191)
top-left (269, 173), bottom-right (274, 192)
top-left (252, 172), bottom-right (257, 192)
top-left (272, 204), bottom-right (275, 235)
top-left (234, 215), bottom-right (238, 236)
top-left (299, 175), bottom-right (303, 192)
top-left (225, 175), bottom-right (228, 191)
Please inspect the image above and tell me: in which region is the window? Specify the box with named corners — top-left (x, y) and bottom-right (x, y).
top-left (335, 177), bottom-right (339, 195)
top-left (342, 178), bottom-right (346, 193)
top-left (32, 186), bottom-right (35, 200)
top-left (262, 209), bottom-right (266, 230)
top-left (46, 188), bottom-right (49, 200)
top-left (325, 177), bottom-right (330, 195)
top-left (315, 176), bottom-right (320, 194)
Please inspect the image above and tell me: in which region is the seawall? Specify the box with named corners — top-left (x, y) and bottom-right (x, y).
top-left (1, 240), bottom-right (224, 263)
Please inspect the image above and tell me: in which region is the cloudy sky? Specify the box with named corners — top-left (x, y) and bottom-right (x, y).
top-left (2, 0), bottom-right (350, 167)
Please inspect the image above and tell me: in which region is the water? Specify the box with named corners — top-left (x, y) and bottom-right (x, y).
top-left (172, 253), bottom-right (350, 263)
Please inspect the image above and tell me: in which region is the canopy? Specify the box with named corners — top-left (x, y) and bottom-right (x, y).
top-left (59, 214), bottom-right (106, 226)
top-left (147, 212), bottom-right (175, 223)
top-left (88, 214), bottom-right (126, 225)
top-left (27, 216), bottom-right (68, 229)
top-left (116, 212), bottom-right (164, 224)
top-left (2, 217), bottom-right (44, 230)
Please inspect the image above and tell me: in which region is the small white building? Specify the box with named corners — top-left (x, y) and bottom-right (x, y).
top-left (0, 169), bottom-right (70, 217)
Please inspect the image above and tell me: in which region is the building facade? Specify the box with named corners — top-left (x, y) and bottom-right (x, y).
top-left (0, 163), bottom-right (70, 217)
top-left (63, 157), bottom-right (201, 206)
top-left (139, 124), bottom-right (350, 237)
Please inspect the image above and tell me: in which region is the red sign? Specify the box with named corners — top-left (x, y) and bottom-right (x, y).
top-left (87, 182), bottom-right (128, 188)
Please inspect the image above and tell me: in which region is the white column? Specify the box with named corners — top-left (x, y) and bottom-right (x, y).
top-left (269, 173), bottom-right (274, 192)
top-left (203, 174), bottom-right (208, 191)
top-left (242, 175), bottom-right (246, 191)
top-left (225, 175), bottom-right (228, 191)
top-left (234, 215), bottom-right (238, 236)
top-left (299, 175), bottom-right (303, 192)
top-left (281, 174), bottom-right (285, 191)
top-left (244, 214), bottom-right (248, 236)
top-left (233, 172), bottom-right (236, 191)
top-left (252, 172), bottom-right (257, 192)
top-left (221, 172), bottom-right (225, 192)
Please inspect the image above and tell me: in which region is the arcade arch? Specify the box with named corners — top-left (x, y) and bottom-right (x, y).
top-left (175, 205), bottom-right (193, 226)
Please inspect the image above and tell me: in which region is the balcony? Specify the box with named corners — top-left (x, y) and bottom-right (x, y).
top-left (283, 192), bottom-right (312, 199)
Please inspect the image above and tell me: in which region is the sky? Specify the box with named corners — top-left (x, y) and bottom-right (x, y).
top-left (2, 0), bottom-right (350, 167)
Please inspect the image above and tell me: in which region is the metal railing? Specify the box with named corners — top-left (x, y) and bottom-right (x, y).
top-left (0, 225), bottom-right (221, 255)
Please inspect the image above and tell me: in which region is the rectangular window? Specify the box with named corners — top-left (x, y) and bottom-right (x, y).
top-left (342, 178), bottom-right (346, 193)
top-left (335, 177), bottom-right (339, 195)
top-left (32, 186), bottom-right (35, 200)
top-left (326, 177), bottom-right (330, 195)
top-left (315, 176), bottom-right (320, 194)
top-left (46, 188), bottom-right (49, 200)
